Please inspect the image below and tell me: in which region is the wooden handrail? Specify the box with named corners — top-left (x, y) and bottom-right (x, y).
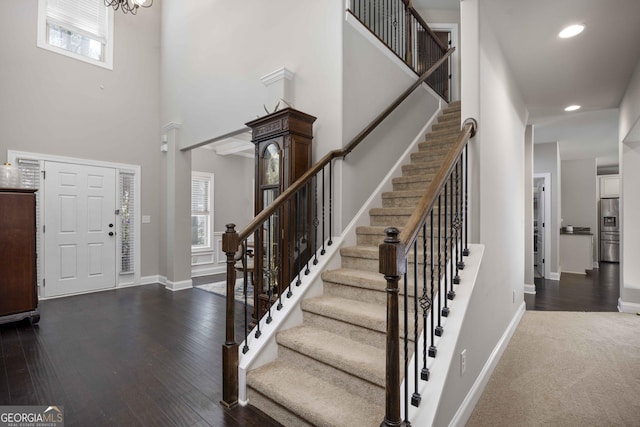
top-left (398, 118), bottom-right (477, 253)
top-left (238, 47), bottom-right (455, 243)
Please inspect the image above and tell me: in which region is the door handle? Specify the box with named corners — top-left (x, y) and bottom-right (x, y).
top-left (109, 224), bottom-right (114, 228)
top-left (109, 231), bottom-right (115, 237)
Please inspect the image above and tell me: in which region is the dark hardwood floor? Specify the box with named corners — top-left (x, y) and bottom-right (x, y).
top-left (525, 262), bottom-right (620, 311)
top-left (0, 284), bottom-right (282, 427)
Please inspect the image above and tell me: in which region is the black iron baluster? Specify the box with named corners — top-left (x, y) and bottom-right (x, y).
top-left (313, 175), bottom-right (319, 265)
top-left (242, 239), bottom-right (250, 354)
top-left (442, 181), bottom-right (450, 316)
top-left (321, 167), bottom-right (326, 255)
top-left (463, 144), bottom-right (470, 257)
top-left (266, 215), bottom-right (273, 324)
top-left (305, 183), bottom-right (311, 275)
top-left (420, 222), bottom-right (430, 381)
top-left (411, 239), bottom-right (421, 407)
top-left (435, 193), bottom-right (443, 337)
top-left (429, 209), bottom-right (437, 358)
top-left (328, 161), bottom-right (333, 246)
top-left (293, 192), bottom-right (301, 290)
top-left (457, 155), bottom-right (465, 271)
top-left (403, 267), bottom-right (410, 422)
top-left (453, 159), bottom-right (461, 285)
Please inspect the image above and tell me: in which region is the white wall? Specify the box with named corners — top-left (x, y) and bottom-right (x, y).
top-left (0, 0), bottom-right (162, 278)
top-left (341, 18), bottom-right (441, 228)
top-left (534, 142), bottom-right (562, 276)
top-left (524, 125), bottom-right (534, 287)
top-left (161, 0), bottom-right (344, 157)
top-left (561, 158), bottom-right (598, 264)
top-left (619, 57), bottom-right (640, 309)
top-left (434, 0), bottom-right (528, 423)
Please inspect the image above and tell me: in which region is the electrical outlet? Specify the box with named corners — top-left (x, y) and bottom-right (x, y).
top-left (460, 349), bottom-right (467, 376)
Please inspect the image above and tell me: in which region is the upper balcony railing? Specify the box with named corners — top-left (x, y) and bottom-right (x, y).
top-left (347, 0), bottom-right (450, 101)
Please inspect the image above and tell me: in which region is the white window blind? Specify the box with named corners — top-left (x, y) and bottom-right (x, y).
top-left (192, 172), bottom-right (214, 250)
top-left (46, 0), bottom-right (108, 43)
top-left (119, 171), bottom-right (135, 274)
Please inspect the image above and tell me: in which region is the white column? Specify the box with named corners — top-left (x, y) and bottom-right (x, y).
top-left (260, 67), bottom-right (295, 112)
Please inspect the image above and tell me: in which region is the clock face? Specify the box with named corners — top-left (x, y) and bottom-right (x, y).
top-left (262, 143), bottom-right (280, 186)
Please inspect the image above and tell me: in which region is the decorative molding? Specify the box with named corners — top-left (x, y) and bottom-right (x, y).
top-left (260, 67), bottom-right (294, 86)
top-left (210, 137), bottom-right (254, 157)
top-left (549, 272), bottom-right (561, 280)
top-left (449, 301), bottom-right (526, 427)
top-left (162, 122), bottom-right (182, 132)
top-left (618, 298), bottom-right (640, 314)
top-left (524, 284), bottom-right (536, 294)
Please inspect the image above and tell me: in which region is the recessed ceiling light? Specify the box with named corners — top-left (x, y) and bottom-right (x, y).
top-left (559, 24), bottom-right (585, 38)
top-left (564, 105), bottom-right (581, 112)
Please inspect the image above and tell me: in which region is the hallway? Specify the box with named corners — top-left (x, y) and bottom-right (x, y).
top-left (525, 263), bottom-right (619, 312)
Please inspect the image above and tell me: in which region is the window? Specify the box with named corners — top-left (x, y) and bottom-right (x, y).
top-left (119, 171), bottom-right (135, 274)
top-left (192, 172), bottom-right (214, 251)
top-left (37, 0), bottom-right (114, 69)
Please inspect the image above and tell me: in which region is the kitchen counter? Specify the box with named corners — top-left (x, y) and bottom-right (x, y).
top-left (560, 232), bottom-right (594, 275)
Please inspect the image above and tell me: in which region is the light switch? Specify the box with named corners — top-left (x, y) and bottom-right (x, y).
top-left (142, 215), bottom-right (151, 224)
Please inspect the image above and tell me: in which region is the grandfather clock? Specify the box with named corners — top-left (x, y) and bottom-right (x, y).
top-left (246, 108), bottom-right (316, 319)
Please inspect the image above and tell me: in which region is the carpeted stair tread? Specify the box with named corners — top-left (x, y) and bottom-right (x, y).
top-left (247, 361), bottom-right (383, 426)
top-left (322, 268), bottom-right (386, 290)
top-left (301, 296), bottom-right (387, 333)
top-left (277, 325), bottom-right (386, 386)
top-left (340, 245), bottom-right (380, 260)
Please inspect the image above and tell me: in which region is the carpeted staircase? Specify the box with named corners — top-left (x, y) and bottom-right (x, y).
top-left (246, 101), bottom-right (462, 426)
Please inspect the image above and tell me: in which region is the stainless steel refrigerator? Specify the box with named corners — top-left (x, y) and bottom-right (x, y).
top-left (600, 198), bottom-right (620, 262)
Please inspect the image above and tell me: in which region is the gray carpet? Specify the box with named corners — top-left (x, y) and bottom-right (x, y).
top-left (467, 311), bottom-right (640, 426)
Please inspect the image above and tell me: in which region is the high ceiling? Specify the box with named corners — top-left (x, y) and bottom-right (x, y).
top-left (417, 0), bottom-right (640, 169)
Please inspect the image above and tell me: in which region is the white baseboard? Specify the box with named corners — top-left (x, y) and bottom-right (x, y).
top-left (141, 275), bottom-right (162, 285)
top-left (449, 301), bottom-right (526, 427)
top-left (159, 276), bottom-right (193, 291)
top-left (549, 271), bottom-right (561, 280)
top-left (618, 298), bottom-right (640, 314)
top-left (524, 284), bottom-right (536, 294)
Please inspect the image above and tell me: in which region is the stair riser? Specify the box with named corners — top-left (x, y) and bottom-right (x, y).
top-left (341, 254), bottom-right (442, 273)
top-left (407, 155), bottom-right (447, 167)
top-left (278, 346), bottom-right (385, 406)
top-left (247, 388), bottom-right (313, 427)
top-left (402, 164), bottom-right (440, 176)
top-left (356, 231), bottom-right (448, 246)
top-left (302, 311), bottom-right (417, 354)
top-left (432, 122), bottom-right (460, 132)
top-left (418, 143), bottom-right (457, 154)
top-left (323, 281), bottom-right (431, 311)
top-left (392, 179), bottom-right (433, 191)
top-left (382, 194), bottom-right (460, 208)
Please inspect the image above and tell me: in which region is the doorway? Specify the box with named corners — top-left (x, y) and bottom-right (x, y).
top-left (533, 173), bottom-right (551, 279)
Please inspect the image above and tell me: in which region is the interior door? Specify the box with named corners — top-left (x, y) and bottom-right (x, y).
top-left (534, 178), bottom-right (545, 277)
top-left (44, 161), bottom-right (117, 297)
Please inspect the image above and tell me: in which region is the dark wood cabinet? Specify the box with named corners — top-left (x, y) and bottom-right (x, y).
top-left (246, 108), bottom-right (316, 318)
top-left (0, 189), bottom-right (39, 325)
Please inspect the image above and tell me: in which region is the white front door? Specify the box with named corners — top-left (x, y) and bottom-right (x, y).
top-left (43, 161), bottom-right (117, 297)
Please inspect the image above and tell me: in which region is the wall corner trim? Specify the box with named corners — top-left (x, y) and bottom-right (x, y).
top-left (618, 297), bottom-right (640, 314)
top-left (549, 272), bottom-right (561, 281)
top-left (260, 67), bottom-right (294, 86)
top-left (524, 284), bottom-right (536, 294)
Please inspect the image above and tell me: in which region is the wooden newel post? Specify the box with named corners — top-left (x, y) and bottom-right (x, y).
top-left (379, 227), bottom-right (406, 427)
top-left (221, 223), bottom-right (239, 408)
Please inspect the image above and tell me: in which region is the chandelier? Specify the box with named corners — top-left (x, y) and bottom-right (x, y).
top-left (104, 0), bottom-right (153, 15)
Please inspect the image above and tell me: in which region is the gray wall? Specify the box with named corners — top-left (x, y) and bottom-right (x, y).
top-left (342, 18), bottom-right (440, 228)
top-left (561, 158), bottom-right (598, 265)
top-left (524, 125), bottom-right (534, 286)
top-left (0, 0), bottom-right (161, 277)
top-left (191, 148), bottom-right (254, 232)
top-left (534, 142), bottom-right (561, 276)
top-left (433, 0), bottom-right (528, 423)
